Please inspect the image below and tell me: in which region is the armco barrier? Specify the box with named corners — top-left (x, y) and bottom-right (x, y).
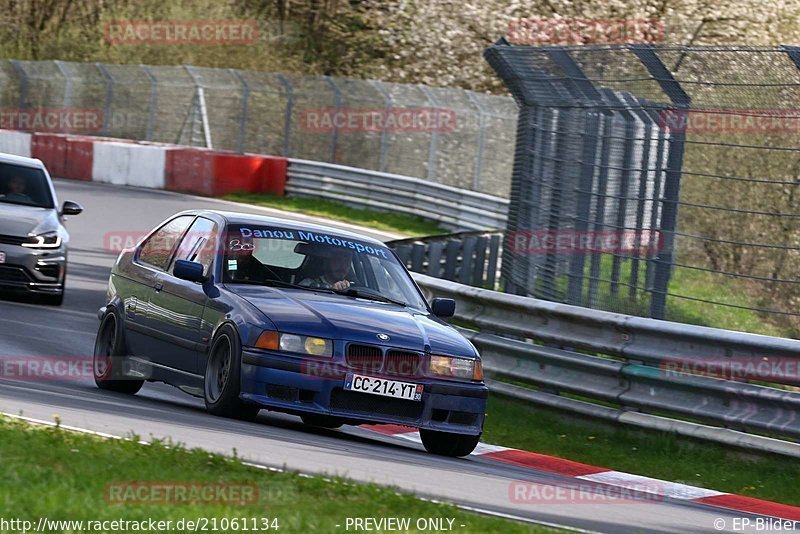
top-left (286, 159), bottom-right (508, 231)
top-left (411, 272), bottom-right (800, 458)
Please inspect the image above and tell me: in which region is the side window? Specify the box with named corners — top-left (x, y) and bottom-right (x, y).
top-left (170, 217), bottom-right (218, 276)
top-left (138, 216), bottom-right (194, 270)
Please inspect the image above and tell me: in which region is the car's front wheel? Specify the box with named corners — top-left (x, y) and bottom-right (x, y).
top-left (204, 325), bottom-right (260, 421)
top-left (419, 429), bottom-right (480, 457)
top-left (93, 311), bottom-right (143, 394)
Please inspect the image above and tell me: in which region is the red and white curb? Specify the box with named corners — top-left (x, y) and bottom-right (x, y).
top-left (363, 424), bottom-right (800, 522)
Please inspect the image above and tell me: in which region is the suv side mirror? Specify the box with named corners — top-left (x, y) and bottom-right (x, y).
top-left (431, 298), bottom-right (456, 318)
top-left (61, 200), bottom-right (83, 216)
top-left (174, 259), bottom-right (206, 283)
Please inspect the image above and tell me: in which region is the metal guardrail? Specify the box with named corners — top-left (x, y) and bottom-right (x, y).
top-left (412, 273), bottom-right (800, 458)
top-left (286, 158), bottom-right (509, 231)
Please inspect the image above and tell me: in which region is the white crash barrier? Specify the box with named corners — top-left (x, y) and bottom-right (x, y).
top-left (0, 130), bottom-right (32, 157)
top-left (92, 141), bottom-right (167, 189)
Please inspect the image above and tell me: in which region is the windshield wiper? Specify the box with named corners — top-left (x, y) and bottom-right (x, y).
top-left (263, 279), bottom-right (334, 293)
top-left (336, 288), bottom-right (408, 307)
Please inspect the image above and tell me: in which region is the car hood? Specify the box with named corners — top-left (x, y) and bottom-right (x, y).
top-left (0, 204), bottom-right (59, 237)
top-left (229, 285), bottom-right (478, 358)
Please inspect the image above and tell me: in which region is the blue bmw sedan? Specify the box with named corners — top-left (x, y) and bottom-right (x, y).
top-left (94, 210), bottom-right (487, 456)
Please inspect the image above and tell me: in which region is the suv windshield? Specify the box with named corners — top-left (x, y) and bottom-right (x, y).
top-left (0, 163), bottom-right (54, 209)
top-left (223, 225), bottom-right (428, 311)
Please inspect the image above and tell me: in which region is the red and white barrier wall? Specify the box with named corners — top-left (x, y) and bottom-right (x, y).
top-left (0, 130), bottom-right (287, 197)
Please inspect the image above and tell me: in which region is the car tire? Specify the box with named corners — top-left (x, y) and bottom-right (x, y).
top-left (419, 429), bottom-right (480, 457)
top-left (204, 324), bottom-right (260, 421)
top-left (93, 311), bottom-right (144, 394)
top-left (301, 414), bottom-right (344, 429)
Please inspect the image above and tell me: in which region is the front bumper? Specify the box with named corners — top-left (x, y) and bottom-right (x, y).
top-left (241, 349), bottom-right (488, 436)
top-left (0, 243), bottom-right (66, 294)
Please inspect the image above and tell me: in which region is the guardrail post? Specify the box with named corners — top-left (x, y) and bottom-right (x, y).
top-left (630, 44), bottom-right (690, 320)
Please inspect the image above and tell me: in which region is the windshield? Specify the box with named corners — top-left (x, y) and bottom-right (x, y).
top-left (0, 163), bottom-right (54, 209)
top-left (223, 225), bottom-right (428, 311)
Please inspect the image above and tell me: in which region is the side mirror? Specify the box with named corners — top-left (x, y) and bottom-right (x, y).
top-left (174, 259), bottom-right (206, 283)
top-left (61, 200), bottom-right (83, 216)
top-left (431, 298), bottom-right (456, 318)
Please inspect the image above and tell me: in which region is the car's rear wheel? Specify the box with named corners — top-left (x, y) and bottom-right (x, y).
top-left (301, 414), bottom-right (344, 429)
top-left (419, 429), bottom-right (480, 457)
top-left (204, 325), bottom-right (260, 421)
top-left (93, 311), bottom-right (144, 394)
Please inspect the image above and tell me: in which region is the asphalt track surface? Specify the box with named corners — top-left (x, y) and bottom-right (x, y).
top-left (0, 180), bottom-right (785, 533)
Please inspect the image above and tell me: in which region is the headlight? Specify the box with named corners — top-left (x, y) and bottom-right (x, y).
top-left (255, 330), bottom-right (333, 357)
top-left (22, 231), bottom-right (62, 249)
top-left (429, 355), bottom-right (482, 380)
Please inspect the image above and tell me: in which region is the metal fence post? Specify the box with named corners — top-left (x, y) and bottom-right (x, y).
top-left (53, 60), bottom-right (72, 109)
top-left (9, 60), bottom-right (28, 109)
top-left (368, 80), bottom-right (391, 173)
top-left (323, 76), bottom-right (341, 163)
top-left (230, 69), bottom-right (250, 153)
top-left (139, 65), bottom-right (158, 141)
top-left (417, 84), bottom-right (441, 183)
top-left (183, 65), bottom-right (212, 148)
top-left (95, 63), bottom-right (114, 136)
top-left (275, 74), bottom-right (293, 157)
top-left (631, 45), bottom-right (690, 320)
top-left (465, 91), bottom-right (488, 192)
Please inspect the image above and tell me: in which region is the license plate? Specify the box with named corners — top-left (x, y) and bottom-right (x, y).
top-left (345, 373), bottom-right (423, 401)
top-left (0, 251), bottom-right (5, 264)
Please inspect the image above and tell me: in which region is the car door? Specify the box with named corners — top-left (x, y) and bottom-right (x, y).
top-left (124, 214), bottom-right (195, 356)
top-left (146, 216), bottom-right (219, 375)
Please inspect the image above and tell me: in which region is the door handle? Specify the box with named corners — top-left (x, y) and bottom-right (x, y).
top-left (154, 281), bottom-right (163, 292)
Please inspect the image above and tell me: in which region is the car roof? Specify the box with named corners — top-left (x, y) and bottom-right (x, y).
top-left (179, 209), bottom-right (387, 246)
top-left (0, 153), bottom-right (46, 170)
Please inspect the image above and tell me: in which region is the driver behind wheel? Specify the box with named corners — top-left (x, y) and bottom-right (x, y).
top-left (300, 248), bottom-right (352, 291)
top-left (0, 175), bottom-right (32, 203)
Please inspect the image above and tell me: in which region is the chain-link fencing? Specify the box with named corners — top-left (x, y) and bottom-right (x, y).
top-left (0, 59), bottom-right (517, 197)
top-left (485, 42), bottom-right (800, 335)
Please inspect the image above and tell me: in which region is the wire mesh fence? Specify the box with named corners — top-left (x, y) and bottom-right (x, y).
top-left (485, 42), bottom-right (800, 334)
top-left (0, 59), bottom-right (517, 197)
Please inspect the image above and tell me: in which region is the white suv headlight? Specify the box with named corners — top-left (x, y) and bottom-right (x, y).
top-left (22, 231), bottom-right (62, 249)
